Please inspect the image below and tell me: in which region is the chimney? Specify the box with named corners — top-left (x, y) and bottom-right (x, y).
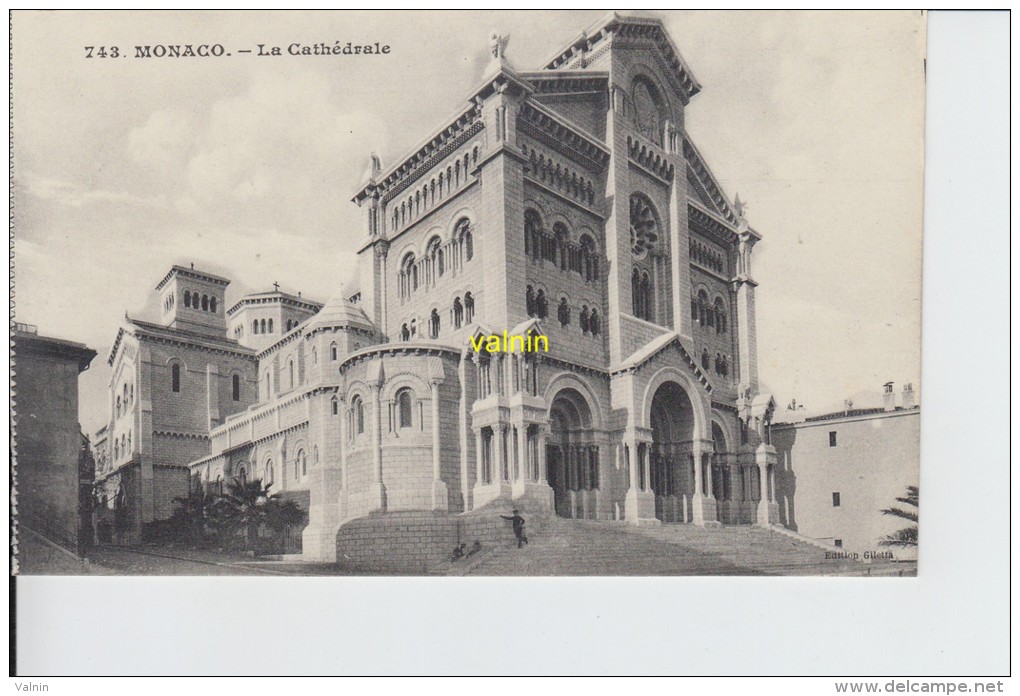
top-left (882, 382), bottom-right (896, 411)
top-left (902, 383), bottom-right (915, 410)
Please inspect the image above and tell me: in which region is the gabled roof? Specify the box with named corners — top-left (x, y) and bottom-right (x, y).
top-left (154, 265), bottom-right (230, 291)
top-left (610, 332), bottom-right (712, 394)
top-left (107, 316), bottom-right (254, 366)
top-left (542, 13), bottom-right (701, 101)
top-left (226, 290), bottom-right (324, 317)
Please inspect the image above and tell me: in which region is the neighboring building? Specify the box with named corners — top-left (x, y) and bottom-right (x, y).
top-left (191, 13), bottom-right (781, 562)
top-left (13, 322), bottom-right (96, 557)
top-left (227, 287), bottom-right (324, 353)
top-left (772, 383), bottom-right (920, 560)
top-left (93, 265), bottom-right (261, 543)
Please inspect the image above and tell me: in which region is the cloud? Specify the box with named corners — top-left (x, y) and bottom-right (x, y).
top-left (127, 109), bottom-right (194, 171)
top-left (20, 172), bottom-right (168, 209)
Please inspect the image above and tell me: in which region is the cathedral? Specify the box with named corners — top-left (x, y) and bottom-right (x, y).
top-left (94, 13), bottom-right (779, 562)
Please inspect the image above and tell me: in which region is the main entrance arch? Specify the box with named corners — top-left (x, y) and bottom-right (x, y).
top-left (547, 387), bottom-right (599, 519)
top-left (648, 380), bottom-right (697, 523)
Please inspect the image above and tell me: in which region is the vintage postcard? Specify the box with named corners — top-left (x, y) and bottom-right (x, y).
top-left (11, 10), bottom-right (926, 577)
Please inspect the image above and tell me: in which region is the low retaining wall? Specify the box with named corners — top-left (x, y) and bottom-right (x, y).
top-left (335, 510), bottom-right (520, 574)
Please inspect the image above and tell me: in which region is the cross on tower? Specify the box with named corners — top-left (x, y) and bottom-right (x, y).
top-left (273, 281), bottom-right (280, 292)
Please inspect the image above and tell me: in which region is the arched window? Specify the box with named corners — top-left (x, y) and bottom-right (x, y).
top-left (268, 319), bottom-right (274, 333)
top-left (396, 388), bottom-right (413, 429)
top-left (184, 291), bottom-right (191, 308)
top-left (114, 440), bottom-right (119, 460)
top-left (557, 297), bottom-right (570, 327)
top-left (701, 349), bottom-right (710, 370)
top-left (580, 235), bottom-right (598, 281)
top-left (331, 396), bottom-right (339, 416)
top-left (330, 342), bottom-right (338, 361)
top-left (312, 346), bottom-right (317, 364)
top-left (714, 297), bottom-right (727, 334)
top-left (526, 285), bottom-right (536, 317)
top-left (171, 362), bottom-right (181, 393)
top-left (210, 297), bottom-right (217, 313)
top-left (426, 237), bottom-right (443, 282)
top-left (263, 370), bottom-right (271, 399)
top-left (632, 268), bottom-right (642, 318)
top-left (535, 289), bottom-right (548, 319)
top-left (115, 395), bottom-right (121, 417)
top-left (201, 294), bottom-right (209, 311)
top-left (401, 324), bottom-right (410, 341)
top-left (590, 308), bottom-right (601, 336)
top-left (524, 209), bottom-right (542, 259)
top-left (265, 459), bottom-right (274, 485)
top-left (429, 308), bottom-right (440, 339)
top-left (553, 223), bottom-right (569, 271)
top-left (260, 319), bottom-right (267, 334)
top-left (400, 252), bottom-right (417, 299)
top-left (253, 320), bottom-right (259, 334)
top-left (352, 395), bottom-right (365, 435)
top-left (640, 273), bottom-right (653, 322)
top-left (130, 383), bottom-right (134, 403)
top-left (464, 293), bottom-right (474, 324)
top-left (698, 290), bottom-right (709, 326)
top-left (288, 360), bottom-right (295, 390)
top-left (580, 305), bottom-right (590, 334)
top-left (232, 374), bottom-right (241, 401)
top-left (238, 466), bottom-right (247, 484)
top-left (295, 449), bottom-right (305, 480)
top-left (453, 297), bottom-right (464, 329)
top-left (456, 219), bottom-right (473, 262)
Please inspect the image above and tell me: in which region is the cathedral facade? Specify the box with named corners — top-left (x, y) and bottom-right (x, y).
top-left (99, 14), bottom-right (780, 560)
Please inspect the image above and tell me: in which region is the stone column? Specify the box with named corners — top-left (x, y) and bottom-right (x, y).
top-left (624, 437), bottom-right (657, 525)
top-left (368, 383), bottom-right (386, 512)
top-left (494, 424), bottom-right (506, 483)
top-left (430, 380), bottom-right (448, 511)
top-left (475, 428), bottom-right (485, 486)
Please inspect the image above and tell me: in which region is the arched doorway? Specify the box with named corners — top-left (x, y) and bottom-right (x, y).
top-left (547, 388), bottom-right (598, 519)
top-left (649, 381), bottom-right (696, 523)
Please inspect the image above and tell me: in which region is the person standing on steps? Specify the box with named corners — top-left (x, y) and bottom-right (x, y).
top-left (501, 509), bottom-right (529, 548)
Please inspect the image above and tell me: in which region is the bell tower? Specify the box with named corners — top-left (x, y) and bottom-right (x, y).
top-left (154, 264), bottom-right (230, 338)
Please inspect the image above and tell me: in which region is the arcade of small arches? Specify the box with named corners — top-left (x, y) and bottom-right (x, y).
top-left (398, 291), bottom-right (476, 342)
top-left (523, 209), bottom-right (600, 283)
top-left (398, 218), bottom-right (475, 301)
top-left (179, 290), bottom-right (218, 314)
top-left (526, 285), bottom-right (601, 337)
top-left (629, 193), bottom-right (669, 325)
top-left (390, 145), bottom-right (481, 232)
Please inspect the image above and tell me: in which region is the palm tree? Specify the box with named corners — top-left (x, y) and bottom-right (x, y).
top-left (879, 485), bottom-right (918, 547)
top-left (208, 478), bottom-right (305, 554)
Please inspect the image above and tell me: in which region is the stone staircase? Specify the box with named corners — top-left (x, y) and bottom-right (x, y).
top-left (442, 513), bottom-right (912, 576)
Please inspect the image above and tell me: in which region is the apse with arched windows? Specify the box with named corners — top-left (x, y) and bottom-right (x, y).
top-left (648, 381), bottom-right (697, 524)
top-left (547, 388), bottom-right (600, 519)
top-left (629, 193), bottom-right (671, 327)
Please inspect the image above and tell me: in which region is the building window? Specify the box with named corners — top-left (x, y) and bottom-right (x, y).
top-left (266, 459), bottom-right (274, 485)
top-left (238, 466), bottom-right (247, 484)
top-left (331, 397), bottom-right (339, 416)
top-left (464, 293), bottom-right (474, 324)
top-left (295, 449), bottom-right (306, 480)
top-left (396, 388), bottom-right (413, 429)
top-left (832, 492), bottom-right (841, 507)
top-left (171, 363), bottom-right (181, 392)
top-left (456, 219), bottom-right (473, 262)
top-left (330, 342), bottom-right (338, 361)
top-left (590, 308), bottom-right (601, 336)
top-left (288, 360), bottom-right (295, 390)
top-left (829, 431), bottom-right (837, 447)
top-left (115, 395), bottom-right (121, 417)
top-left (401, 323), bottom-right (410, 341)
top-left (557, 298), bottom-right (570, 327)
top-left (210, 297), bottom-right (217, 314)
top-left (201, 294), bottom-right (208, 311)
top-left (453, 297), bottom-right (464, 329)
top-left (714, 297), bottom-right (727, 334)
top-left (353, 396), bottom-right (365, 435)
top-left (429, 309), bottom-right (440, 339)
top-left (268, 319), bottom-right (274, 333)
top-left (184, 291), bottom-right (191, 308)
top-left (232, 374), bottom-right (241, 401)
top-left (580, 305), bottom-right (590, 334)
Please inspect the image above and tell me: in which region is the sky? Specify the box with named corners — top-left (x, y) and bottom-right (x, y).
top-left (11, 10), bottom-right (926, 435)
